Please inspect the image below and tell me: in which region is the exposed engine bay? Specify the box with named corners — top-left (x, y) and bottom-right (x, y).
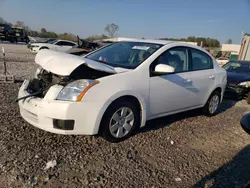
top-left (26, 64), bottom-right (113, 98)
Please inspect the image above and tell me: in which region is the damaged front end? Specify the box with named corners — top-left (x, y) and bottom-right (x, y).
top-left (225, 84), bottom-right (250, 99)
top-left (18, 49), bottom-right (129, 102)
top-left (26, 64), bottom-right (113, 98)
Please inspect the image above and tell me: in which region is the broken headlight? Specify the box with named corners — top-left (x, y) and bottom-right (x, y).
top-left (56, 79), bottom-right (99, 102)
top-left (239, 81), bottom-right (250, 88)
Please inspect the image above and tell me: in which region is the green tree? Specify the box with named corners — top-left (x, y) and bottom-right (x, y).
top-left (226, 39), bottom-right (233, 44)
top-left (58, 33), bottom-right (77, 41)
top-left (159, 36), bottom-right (220, 47)
top-left (47, 32), bottom-right (58, 38)
top-left (104, 23), bottom-right (119, 37)
top-left (41, 28), bottom-right (47, 33)
top-left (187, 36), bottom-right (196, 42)
top-left (85, 34), bottom-right (109, 42)
top-left (28, 30), bottom-right (39, 37)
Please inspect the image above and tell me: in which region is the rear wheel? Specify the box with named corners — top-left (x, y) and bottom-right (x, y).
top-left (203, 91), bottom-right (221, 116)
top-left (100, 100), bottom-right (140, 142)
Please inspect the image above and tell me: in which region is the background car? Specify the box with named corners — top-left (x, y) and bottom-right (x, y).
top-left (223, 61), bottom-right (250, 103)
top-left (27, 38), bottom-right (57, 48)
top-left (29, 39), bottom-right (77, 53)
top-left (18, 40), bottom-right (227, 142)
top-left (66, 36), bottom-right (104, 56)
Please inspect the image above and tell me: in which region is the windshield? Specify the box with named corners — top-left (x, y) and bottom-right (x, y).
top-left (223, 62), bottom-right (250, 75)
top-left (85, 42), bottom-right (163, 69)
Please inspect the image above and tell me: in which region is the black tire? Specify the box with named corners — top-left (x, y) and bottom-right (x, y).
top-left (203, 91), bottom-right (221, 116)
top-left (39, 47), bottom-right (49, 50)
top-left (100, 99), bottom-right (140, 142)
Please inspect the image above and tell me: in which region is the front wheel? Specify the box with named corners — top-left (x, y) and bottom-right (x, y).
top-left (203, 91), bottom-right (221, 116)
top-left (100, 100), bottom-right (140, 142)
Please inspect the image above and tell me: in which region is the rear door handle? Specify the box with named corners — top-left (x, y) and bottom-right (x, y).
top-left (209, 75), bottom-right (215, 79)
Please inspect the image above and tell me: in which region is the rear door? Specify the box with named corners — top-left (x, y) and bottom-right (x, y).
top-left (187, 48), bottom-right (216, 106)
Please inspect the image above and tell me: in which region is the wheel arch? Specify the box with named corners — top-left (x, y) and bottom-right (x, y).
top-left (206, 86), bottom-right (223, 104)
top-left (39, 46), bottom-right (49, 50)
top-left (214, 87), bottom-right (222, 94)
top-left (93, 93), bottom-right (147, 135)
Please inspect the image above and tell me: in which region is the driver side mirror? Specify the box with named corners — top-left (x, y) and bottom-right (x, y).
top-left (153, 64), bottom-right (175, 75)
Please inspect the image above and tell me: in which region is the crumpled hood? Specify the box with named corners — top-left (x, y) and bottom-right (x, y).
top-left (35, 49), bottom-right (130, 76)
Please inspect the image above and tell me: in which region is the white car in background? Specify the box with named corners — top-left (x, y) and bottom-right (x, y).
top-left (29, 39), bottom-right (77, 53)
top-left (18, 39), bottom-right (227, 142)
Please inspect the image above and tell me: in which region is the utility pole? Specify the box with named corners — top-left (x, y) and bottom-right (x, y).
top-left (200, 41), bottom-right (203, 48)
top-left (241, 31), bottom-right (244, 43)
top-left (2, 47), bottom-right (7, 74)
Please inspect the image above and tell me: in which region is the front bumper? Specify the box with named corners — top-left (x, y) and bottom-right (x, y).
top-left (18, 80), bottom-right (110, 135)
top-left (30, 47), bottom-right (39, 53)
top-left (224, 84), bottom-right (249, 98)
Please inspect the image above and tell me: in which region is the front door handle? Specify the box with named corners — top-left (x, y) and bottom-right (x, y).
top-left (184, 79), bottom-right (192, 84)
top-left (209, 75), bottom-right (215, 79)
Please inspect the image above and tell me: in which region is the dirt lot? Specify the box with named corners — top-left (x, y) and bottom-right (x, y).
top-left (1, 43), bottom-right (250, 188)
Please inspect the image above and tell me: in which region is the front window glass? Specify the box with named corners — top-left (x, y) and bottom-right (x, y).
top-left (85, 42), bottom-right (163, 69)
top-left (153, 47), bottom-right (189, 73)
top-left (223, 62), bottom-right (250, 75)
top-left (63, 42), bottom-right (76, 46)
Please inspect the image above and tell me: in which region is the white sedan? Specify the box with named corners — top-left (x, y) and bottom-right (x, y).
top-left (18, 39), bottom-right (227, 142)
top-left (29, 39), bottom-right (77, 53)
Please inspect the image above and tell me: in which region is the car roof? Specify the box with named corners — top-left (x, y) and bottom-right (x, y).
top-left (117, 39), bottom-right (172, 45)
top-left (57, 39), bottom-right (76, 43)
top-left (116, 39), bottom-right (201, 49)
top-left (229, 60), bottom-right (250, 64)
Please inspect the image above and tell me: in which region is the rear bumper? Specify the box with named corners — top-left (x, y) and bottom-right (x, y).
top-left (18, 80), bottom-right (111, 135)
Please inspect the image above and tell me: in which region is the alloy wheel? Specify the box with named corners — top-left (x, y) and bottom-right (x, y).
top-left (109, 107), bottom-right (135, 138)
top-left (209, 95), bottom-right (219, 114)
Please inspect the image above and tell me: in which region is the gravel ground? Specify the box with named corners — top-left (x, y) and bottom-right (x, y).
top-left (1, 43), bottom-right (250, 188)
